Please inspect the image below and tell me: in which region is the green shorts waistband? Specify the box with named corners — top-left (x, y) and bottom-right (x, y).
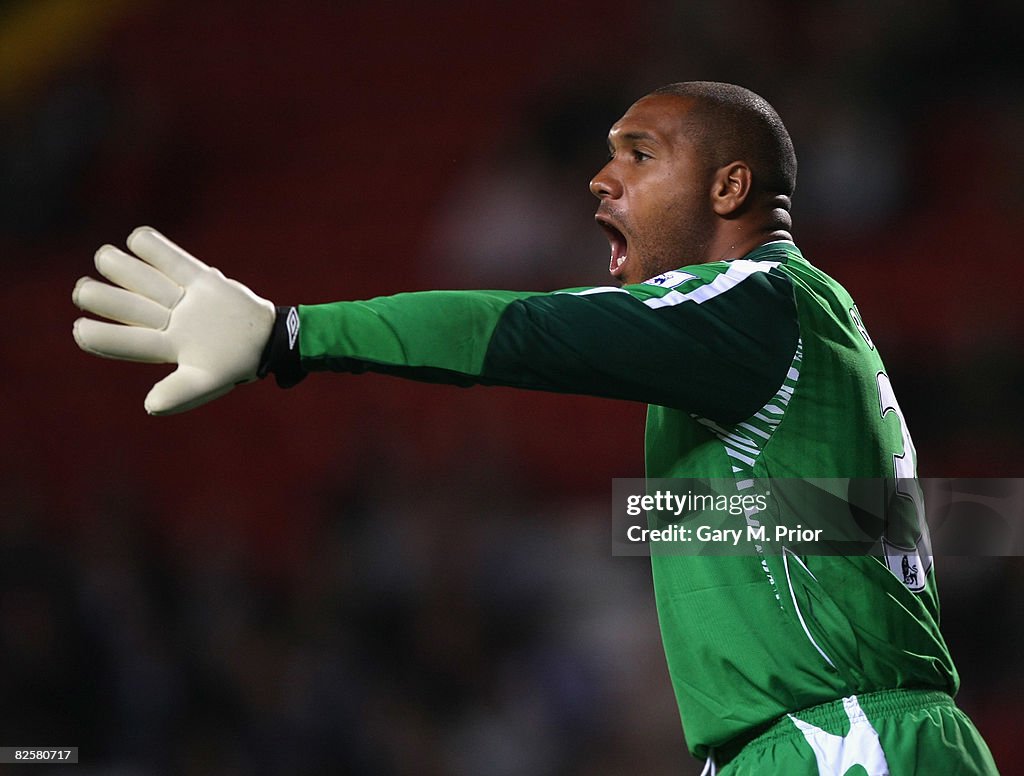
top-left (717, 688), bottom-right (955, 766)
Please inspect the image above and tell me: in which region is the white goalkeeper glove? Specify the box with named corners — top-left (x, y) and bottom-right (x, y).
top-left (72, 226), bottom-right (277, 415)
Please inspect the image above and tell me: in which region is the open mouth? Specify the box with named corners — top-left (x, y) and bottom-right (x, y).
top-left (596, 217), bottom-right (629, 278)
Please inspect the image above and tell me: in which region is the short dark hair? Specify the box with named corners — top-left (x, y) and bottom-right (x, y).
top-left (651, 82), bottom-right (797, 198)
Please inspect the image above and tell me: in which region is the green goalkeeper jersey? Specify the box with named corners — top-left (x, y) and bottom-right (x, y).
top-left (292, 240), bottom-right (956, 757)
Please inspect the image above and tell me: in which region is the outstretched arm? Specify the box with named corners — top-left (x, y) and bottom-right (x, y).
top-left (74, 228), bottom-right (797, 423)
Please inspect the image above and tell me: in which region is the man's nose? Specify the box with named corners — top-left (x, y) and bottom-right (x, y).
top-left (589, 163), bottom-right (622, 200)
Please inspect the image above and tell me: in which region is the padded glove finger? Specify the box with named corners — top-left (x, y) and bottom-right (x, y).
top-left (126, 226), bottom-right (208, 285)
top-left (145, 364), bottom-right (238, 416)
top-left (73, 276), bottom-right (171, 329)
top-left (72, 317), bottom-right (173, 363)
top-left (94, 244), bottom-right (184, 308)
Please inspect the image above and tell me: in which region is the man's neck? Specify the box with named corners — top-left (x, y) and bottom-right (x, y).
top-left (703, 226), bottom-right (793, 262)
top-left (702, 201), bottom-right (794, 262)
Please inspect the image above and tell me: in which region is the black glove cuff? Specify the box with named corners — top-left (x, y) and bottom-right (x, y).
top-left (257, 306), bottom-right (307, 388)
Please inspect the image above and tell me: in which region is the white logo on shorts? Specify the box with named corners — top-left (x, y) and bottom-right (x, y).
top-left (789, 695), bottom-right (891, 776)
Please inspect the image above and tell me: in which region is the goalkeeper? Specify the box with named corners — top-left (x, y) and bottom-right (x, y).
top-left (72, 82), bottom-right (999, 775)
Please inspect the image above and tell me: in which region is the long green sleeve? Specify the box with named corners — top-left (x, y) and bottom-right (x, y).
top-left (297, 257), bottom-right (798, 424)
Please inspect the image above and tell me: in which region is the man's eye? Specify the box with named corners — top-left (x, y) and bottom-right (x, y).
top-left (633, 150), bottom-right (651, 162)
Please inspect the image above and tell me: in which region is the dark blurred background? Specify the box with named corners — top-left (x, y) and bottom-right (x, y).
top-left (2, 1), bottom-right (1023, 773)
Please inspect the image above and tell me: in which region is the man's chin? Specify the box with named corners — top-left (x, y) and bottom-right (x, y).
top-left (611, 256), bottom-right (645, 286)
top-left (619, 260), bottom-right (662, 286)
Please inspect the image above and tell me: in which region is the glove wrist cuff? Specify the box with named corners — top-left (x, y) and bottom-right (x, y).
top-left (258, 306), bottom-right (307, 388)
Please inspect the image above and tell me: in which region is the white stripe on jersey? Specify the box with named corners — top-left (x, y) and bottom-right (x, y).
top-left (558, 260), bottom-right (779, 309)
top-left (643, 260), bottom-right (780, 310)
top-left (562, 286), bottom-right (630, 297)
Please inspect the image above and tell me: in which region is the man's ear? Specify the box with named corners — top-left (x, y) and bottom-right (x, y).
top-left (710, 161), bottom-right (752, 217)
